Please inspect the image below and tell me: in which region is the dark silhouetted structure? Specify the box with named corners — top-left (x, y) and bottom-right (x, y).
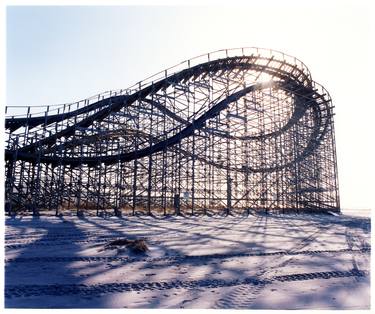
top-left (5, 48), bottom-right (340, 216)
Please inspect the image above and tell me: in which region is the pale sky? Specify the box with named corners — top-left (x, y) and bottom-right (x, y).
top-left (4, 0), bottom-right (375, 210)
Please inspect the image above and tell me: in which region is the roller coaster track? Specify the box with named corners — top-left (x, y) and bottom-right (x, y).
top-left (5, 47), bottom-right (340, 214)
top-left (6, 55), bottom-right (330, 169)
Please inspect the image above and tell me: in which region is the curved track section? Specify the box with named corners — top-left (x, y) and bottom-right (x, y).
top-left (5, 47), bottom-right (340, 215)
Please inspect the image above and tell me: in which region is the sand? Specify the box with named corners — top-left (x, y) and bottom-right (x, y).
top-left (4, 210), bottom-right (371, 309)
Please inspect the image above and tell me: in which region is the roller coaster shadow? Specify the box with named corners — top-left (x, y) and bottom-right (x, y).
top-left (5, 215), bottom-right (87, 306)
top-left (258, 212), bottom-right (371, 234)
top-left (4, 212), bottom-right (370, 308)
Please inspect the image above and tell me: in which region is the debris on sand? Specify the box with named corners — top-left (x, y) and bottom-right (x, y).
top-left (104, 238), bottom-right (149, 254)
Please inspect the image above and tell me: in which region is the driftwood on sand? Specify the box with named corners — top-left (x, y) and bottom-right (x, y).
top-left (104, 238), bottom-right (148, 254)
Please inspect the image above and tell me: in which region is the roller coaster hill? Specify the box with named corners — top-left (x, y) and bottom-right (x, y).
top-left (5, 48), bottom-right (340, 216)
